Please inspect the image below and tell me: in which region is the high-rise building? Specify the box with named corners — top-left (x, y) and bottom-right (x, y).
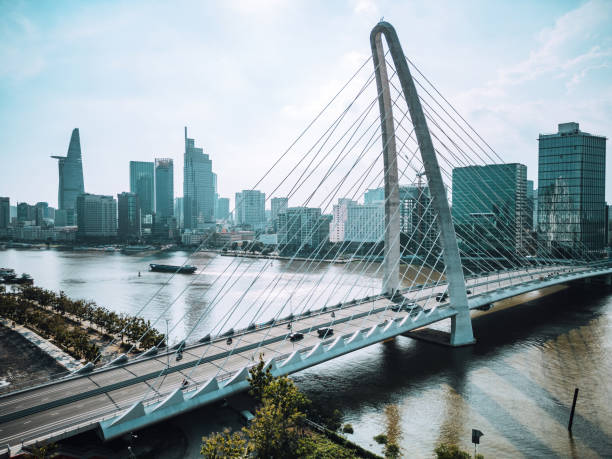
top-left (117, 192), bottom-right (141, 240)
top-left (130, 161), bottom-right (155, 218)
top-left (216, 197), bottom-right (230, 221)
top-left (345, 202), bottom-right (385, 243)
top-left (155, 158), bottom-right (174, 219)
top-left (329, 198), bottom-right (357, 243)
top-left (0, 197), bottom-right (9, 229)
top-left (270, 197), bottom-right (288, 230)
top-left (174, 197), bottom-right (184, 229)
top-left (183, 127), bottom-right (216, 228)
top-left (538, 122), bottom-right (607, 256)
top-left (361, 185), bottom-right (438, 254)
top-left (17, 202), bottom-right (36, 224)
top-left (76, 193), bottom-right (117, 238)
top-left (35, 202), bottom-right (49, 226)
top-left (453, 163), bottom-right (528, 255)
top-left (51, 128), bottom-right (85, 226)
top-left (278, 207), bottom-right (330, 252)
top-left (235, 190), bottom-right (266, 231)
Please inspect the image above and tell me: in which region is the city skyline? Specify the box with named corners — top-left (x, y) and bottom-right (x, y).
top-left (1, 1), bottom-right (611, 207)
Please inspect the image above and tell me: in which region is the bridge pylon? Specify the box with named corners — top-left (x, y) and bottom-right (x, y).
top-left (370, 21), bottom-right (475, 346)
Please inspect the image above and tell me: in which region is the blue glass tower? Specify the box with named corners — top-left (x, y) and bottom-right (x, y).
top-left (51, 128), bottom-right (85, 225)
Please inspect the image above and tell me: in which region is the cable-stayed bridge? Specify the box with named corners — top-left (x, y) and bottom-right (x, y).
top-left (2, 21), bottom-right (610, 453)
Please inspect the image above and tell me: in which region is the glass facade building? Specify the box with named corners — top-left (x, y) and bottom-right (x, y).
top-left (51, 128), bottom-right (85, 226)
top-left (538, 122), bottom-right (607, 257)
top-left (117, 192), bottom-right (141, 240)
top-left (0, 197), bottom-right (9, 229)
top-left (130, 161), bottom-right (155, 217)
top-left (235, 190), bottom-right (266, 231)
top-left (76, 193), bottom-right (117, 238)
top-left (155, 158), bottom-right (174, 218)
top-left (452, 163), bottom-right (528, 256)
top-left (183, 127), bottom-right (215, 229)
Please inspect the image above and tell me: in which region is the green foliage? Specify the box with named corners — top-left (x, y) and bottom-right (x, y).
top-left (373, 434), bottom-right (388, 445)
top-left (24, 441), bottom-right (57, 459)
top-left (342, 423), bottom-right (354, 434)
top-left (247, 355), bottom-right (274, 401)
top-left (201, 428), bottom-right (248, 458)
top-left (434, 443), bottom-right (480, 459)
top-left (297, 432), bottom-right (359, 458)
top-left (246, 376), bottom-right (310, 458)
top-left (0, 286), bottom-right (164, 358)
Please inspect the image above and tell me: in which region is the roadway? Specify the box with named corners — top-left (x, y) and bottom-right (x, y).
top-left (0, 263), bottom-right (599, 451)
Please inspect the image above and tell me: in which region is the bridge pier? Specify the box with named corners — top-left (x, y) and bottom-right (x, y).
top-left (370, 21), bottom-right (475, 346)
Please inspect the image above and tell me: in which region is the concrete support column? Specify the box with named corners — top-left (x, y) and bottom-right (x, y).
top-left (370, 21), bottom-right (475, 346)
top-left (371, 32), bottom-right (401, 296)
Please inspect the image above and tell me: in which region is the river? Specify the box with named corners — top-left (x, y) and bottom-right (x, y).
top-left (1, 248), bottom-right (610, 457)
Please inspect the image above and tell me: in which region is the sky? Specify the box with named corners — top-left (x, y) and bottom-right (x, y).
top-left (1, 0), bottom-right (611, 209)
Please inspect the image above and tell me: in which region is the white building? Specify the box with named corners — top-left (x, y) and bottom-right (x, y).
top-left (329, 199), bottom-right (357, 243)
top-left (345, 203), bottom-right (385, 242)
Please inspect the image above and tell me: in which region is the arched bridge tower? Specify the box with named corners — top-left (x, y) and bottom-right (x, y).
top-left (371, 21), bottom-right (475, 346)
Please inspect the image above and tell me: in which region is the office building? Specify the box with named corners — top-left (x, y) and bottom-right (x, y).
top-left (538, 122), bottom-right (607, 256)
top-left (0, 197), bottom-right (9, 229)
top-left (270, 197), bottom-right (289, 229)
top-left (76, 193), bottom-right (117, 238)
top-left (345, 202), bottom-right (385, 243)
top-left (51, 128), bottom-right (85, 226)
top-left (35, 202), bottom-right (49, 227)
top-left (17, 203), bottom-right (36, 224)
top-left (362, 185), bottom-right (438, 254)
top-left (155, 158), bottom-right (174, 219)
top-left (216, 197), bottom-right (230, 221)
top-left (329, 199), bottom-right (357, 243)
top-left (183, 127), bottom-right (215, 228)
top-left (453, 163), bottom-right (528, 255)
top-left (278, 207), bottom-right (330, 252)
top-left (130, 161), bottom-right (155, 218)
top-left (235, 190), bottom-right (266, 231)
top-left (117, 192), bottom-right (141, 240)
top-left (174, 197), bottom-right (184, 229)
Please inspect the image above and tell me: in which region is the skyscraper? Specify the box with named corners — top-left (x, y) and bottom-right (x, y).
top-left (0, 197), bottom-right (9, 229)
top-left (235, 190), bottom-right (266, 230)
top-left (453, 163), bottom-right (528, 255)
top-left (538, 122), bottom-right (607, 256)
top-left (51, 128), bottom-right (85, 225)
top-left (155, 158), bottom-right (174, 218)
top-left (216, 197), bottom-right (230, 221)
top-left (174, 197), bottom-right (184, 229)
top-left (117, 192), bottom-right (141, 240)
top-left (76, 193), bottom-right (117, 238)
top-left (130, 161), bottom-right (155, 217)
top-left (270, 197), bottom-right (288, 230)
top-left (183, 127), bottom-right (215, 228)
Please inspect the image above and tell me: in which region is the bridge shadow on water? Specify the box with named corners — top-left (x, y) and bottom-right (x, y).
top-left (293, 284), bottom-right (612, 457)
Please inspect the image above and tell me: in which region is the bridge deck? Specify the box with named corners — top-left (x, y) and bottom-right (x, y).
top-left (0, 263), bottom-right (607, 451)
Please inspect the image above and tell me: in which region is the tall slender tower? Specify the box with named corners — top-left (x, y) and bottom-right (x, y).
top-left (183, 127), bottom-right (215, 229)
top-left (51, 128), bottom-right (85, 225)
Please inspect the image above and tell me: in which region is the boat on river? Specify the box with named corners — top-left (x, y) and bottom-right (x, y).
top-left (149, 264), bottom-right (197, 274)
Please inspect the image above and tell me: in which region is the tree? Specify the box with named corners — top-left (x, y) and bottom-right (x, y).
top-left (245, 376), bottom-right (310, 458)
top-left (247, 356), bottom-right (274, 402)
top-left (201, 428), bottom-right (248, 458)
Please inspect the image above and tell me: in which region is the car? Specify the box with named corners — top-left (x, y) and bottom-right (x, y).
top-left (435, 292), bottom-right (449, 302)
top-left (391, 301), bottom-right (417, 312)
top-left (317, 328), bottom-right (333, 338)
top-left (289, 332), bottom-right (304, 342)
top-left (176, 352), bottom-right (183, 361)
